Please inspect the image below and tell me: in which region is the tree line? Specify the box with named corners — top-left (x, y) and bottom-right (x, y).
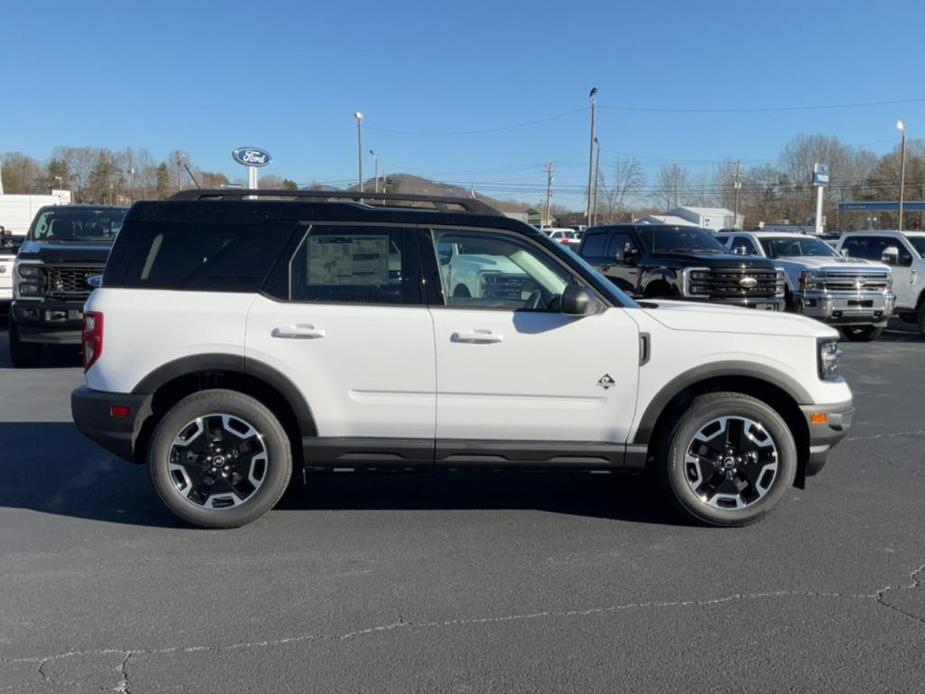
top-left (578, 133), bottom-right (925, 230)
top-left (0, 147), bottom-right (298, 203)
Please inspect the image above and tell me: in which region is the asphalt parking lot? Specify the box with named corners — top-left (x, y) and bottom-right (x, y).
top-left (0, 323), bottom-right (923, 693)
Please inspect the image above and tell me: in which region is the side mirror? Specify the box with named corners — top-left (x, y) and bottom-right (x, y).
top-left (839, 248), bottom-right (848, 257)
top-left (620, 242), bottom-right (638, 264)
top-left (881, 246), bottom-right (900, 266)
top-left (734, 245), bottom-right (750, 256)
top-left (87, 275), bottom-right (103, 289)
top-left (560, 285), bottom-right (596, 316)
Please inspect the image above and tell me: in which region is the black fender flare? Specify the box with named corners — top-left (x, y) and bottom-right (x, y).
top-left (632, 360), bottom-right (813, 445)
top-left (131, 353), bottom-right (317, 436)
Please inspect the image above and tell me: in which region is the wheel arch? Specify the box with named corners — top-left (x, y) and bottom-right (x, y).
top-left (633, 363), bottom-right (811, 486)
top-left (130, 354), bottom-right (316, 465)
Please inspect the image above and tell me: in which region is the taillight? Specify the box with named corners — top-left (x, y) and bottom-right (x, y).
top-left (82, 311), bottom-right (103, 371)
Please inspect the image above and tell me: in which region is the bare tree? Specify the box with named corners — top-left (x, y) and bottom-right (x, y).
top-left (655, 163), bottom-right (690, 210)
top-left (597, 158), bottom-right (645, 223)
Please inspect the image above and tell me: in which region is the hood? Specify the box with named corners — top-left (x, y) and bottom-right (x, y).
top-left (651, 251), bottom-right (776, 270)
top-left (641, 299), bottom-right (838, 339)
top-left (774, 255), bottom-right (888, 271)
top-left (16, 240), bottom-right (112, 265)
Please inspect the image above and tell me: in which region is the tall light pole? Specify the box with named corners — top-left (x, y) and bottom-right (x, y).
top-left (897, 120), bottom-right (907, 232)
top-left (354, 112), bottom-right (365, 193)
top-left (127, 167), bottom-right (135, 203)
top-left (585, 87), bottom-right (598, 225)
top-left (369, 149), bottom-right (379, 194)
top-left (544, 162), bottom-right (555, 227)
top-left (591, 137), bottom-right (602, 226)
top-left (733, 160), bottom-right (741, 229)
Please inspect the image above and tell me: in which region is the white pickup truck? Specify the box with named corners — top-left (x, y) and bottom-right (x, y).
top-left (836, 230), bottom-right (925, 336)
top-left (0, 227), bottom-right (23, 311)
top-left (718, 231), bottom-right (894, 341)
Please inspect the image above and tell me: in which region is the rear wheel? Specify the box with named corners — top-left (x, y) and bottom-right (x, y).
top-left (918, 302), bottom-right (925, 337)
top-left (842, 325), bottom-right (884, 342)
top-left (658, 392), bottom-right (796, 527)
top-left (8, 321), bottom-right (43, 368)
top-left (148, 389), bottom-right (292, 528)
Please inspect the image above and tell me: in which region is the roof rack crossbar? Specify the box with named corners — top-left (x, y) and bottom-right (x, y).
top-left (166, 189), bottom-right (500, 215)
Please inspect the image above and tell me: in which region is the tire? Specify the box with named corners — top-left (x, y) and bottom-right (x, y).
top-left (658, 392), bottom-right (797, 527)
top-left (148, 389), bottom-right (292, 528)
top-left (842, 325), bottom-right (884, 342)
top-left (918, 302), bottom-right (925, 337)
top-left (8, 320), bottom-right (43, 368)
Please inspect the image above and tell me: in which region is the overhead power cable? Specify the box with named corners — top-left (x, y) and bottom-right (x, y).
top-left (598, 97), bottom-right (925, 114)
top-left (365, 108), bottom-right (588, 136)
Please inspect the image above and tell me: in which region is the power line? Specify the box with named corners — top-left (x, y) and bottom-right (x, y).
top-left (364, 108), bottom-right (588, 136)
top-left (598, 96), bottom-right (925, 114)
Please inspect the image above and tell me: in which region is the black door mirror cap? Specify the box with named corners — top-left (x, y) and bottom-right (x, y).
top-left (560, 285), bottom-right (598, 316)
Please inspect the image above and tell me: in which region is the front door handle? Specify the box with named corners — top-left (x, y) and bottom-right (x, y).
top-left (272, 324), bottom-right (326, 339)
top-left (452, 329), bottom-right (503, 344)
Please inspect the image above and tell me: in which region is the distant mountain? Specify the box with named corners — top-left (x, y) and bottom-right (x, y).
top-left (343, 173), bottom-right (532, 214)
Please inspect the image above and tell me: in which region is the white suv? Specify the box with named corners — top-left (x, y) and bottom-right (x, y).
top-left (71, 191), bottom-right (853, 528)
top-left (836, 230), bottom-right (925, 336)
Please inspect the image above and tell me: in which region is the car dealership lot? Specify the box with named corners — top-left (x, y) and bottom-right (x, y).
top-left (0, 326), bottom-right (923, 692)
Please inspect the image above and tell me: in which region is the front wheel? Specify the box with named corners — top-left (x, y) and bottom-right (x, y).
top-left (918, 302), bottom-right (925, 337)
top-left (842, 325), bottom-right (884, 342)
top-left (8, 321), bottom-right (43, 368)
top-left (658, 392), bottom-right (797, 527)
top-left (148, 389), bottom-right (292, 528)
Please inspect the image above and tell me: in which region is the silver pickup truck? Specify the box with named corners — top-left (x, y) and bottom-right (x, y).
top-left (718, 231), bottom-right (894, 341)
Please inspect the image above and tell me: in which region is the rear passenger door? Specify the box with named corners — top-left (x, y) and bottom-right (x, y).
top-left (842, 235), bottom-right (915, 307)
top-left (245, 224), bottom-right (436, 456)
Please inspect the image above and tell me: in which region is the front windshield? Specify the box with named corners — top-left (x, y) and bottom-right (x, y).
top-left (29, 208), bottom-right (124, 242)
top-left (908, 236), bottom-right (925, 257)
top-left (636, 226), bottom-right (725, 254)
top-left (760, 236), bottom-right (837, 258)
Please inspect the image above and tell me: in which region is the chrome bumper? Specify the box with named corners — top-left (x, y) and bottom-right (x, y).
top-left (797, 290), bottom-right (895, 325)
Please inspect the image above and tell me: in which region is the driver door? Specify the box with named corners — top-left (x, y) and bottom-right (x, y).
top-left (425, 228), bottom-right (640, 448)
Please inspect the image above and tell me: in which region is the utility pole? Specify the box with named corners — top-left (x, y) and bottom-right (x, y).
top-left (585, 87), bottom-right (598, 225)
top-left (733, 160), bottom-right (741, 229)
top-left (544, 162), bottom-right (555, 227)
top-left (897, 120), bottom-right (907, 231)
top-left (369, 149), bottom-right (379, 194)
top-left (354, 112), bottom-right (365, 194)
top-left (175, 151), bottom-right (183, 193)
top-left (591, 137), bottom-right (602, 226)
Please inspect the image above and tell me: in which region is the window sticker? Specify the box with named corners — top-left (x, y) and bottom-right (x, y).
top-left (307, 235), bottom-right (391, 285)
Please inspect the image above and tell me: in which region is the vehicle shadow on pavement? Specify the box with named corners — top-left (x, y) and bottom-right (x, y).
top-left (0, 422), bottom-right (678, 527)
top-left (0, 422), bottom-right (185, 528)
top-left (279, 470), bottom-right (679, 525)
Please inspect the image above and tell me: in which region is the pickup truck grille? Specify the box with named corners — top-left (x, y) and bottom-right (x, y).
top-left (817, 271), bottom-right (891, 292)
top-left (41, 264), bottom-right (103, 299)
top-left (701, 269), bottom-right (782, 299)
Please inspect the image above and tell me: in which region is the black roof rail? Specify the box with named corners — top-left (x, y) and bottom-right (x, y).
top-left (166, 188), bottom-right (501, 216)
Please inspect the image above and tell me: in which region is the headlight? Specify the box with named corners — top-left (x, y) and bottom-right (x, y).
top-left (682, 268), bottom-right (711, 298)
top-left (799, 271), bottom-right (816, 292)
top-left (13, 261), bottom-right (44, 299)
top-left (818, 339), bottom-right (843, 381)
top-left (18, 283), bottom-right (42, 296)
top-left (776, 270), bottom-right (786, 297)
top-left (17, 264), bottom-right (41, 279)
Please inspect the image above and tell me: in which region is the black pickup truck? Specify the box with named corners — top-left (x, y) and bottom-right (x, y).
top-left (578, 224), bottom-right (785, 309)
top-left (9, 205), bottom-right (125, 367)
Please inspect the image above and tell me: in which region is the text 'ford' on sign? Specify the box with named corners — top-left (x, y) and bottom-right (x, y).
top-left (232, 147), bottom-right (272, 167)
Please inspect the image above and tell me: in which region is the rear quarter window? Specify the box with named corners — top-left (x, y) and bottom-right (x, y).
top-left (104, 221), bottom-right (298, 291)
top-left (580, 232), bottom-right (608, 257)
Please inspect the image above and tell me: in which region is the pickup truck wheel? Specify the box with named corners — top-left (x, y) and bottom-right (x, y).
top-left (918, 302), bottom-right (925, 337)
top-left (842, 325), bottom-right (884, 342)
top-left (8, 321), bottom-right (43, 368)
top-left (659, 392), bottom-right (796, 527)
top-left (148, 389), bottom-right (292, 529)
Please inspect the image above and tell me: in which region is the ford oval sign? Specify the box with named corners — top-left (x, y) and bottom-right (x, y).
top-left (232, 147), bottom-right (272, 168)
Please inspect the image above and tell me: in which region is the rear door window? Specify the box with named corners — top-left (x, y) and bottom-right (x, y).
top-left (606, 231), bottom-right (637, 260)
top-left (580, 232), bottom-right (608, 258)
top-left (287, 225), bottom-right (423, 305)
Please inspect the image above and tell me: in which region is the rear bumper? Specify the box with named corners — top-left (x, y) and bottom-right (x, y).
top-left (797, 290), bottom-right (894, 326)
top-left (71, 386), bottom-right (151, 462)
top-left (801, 400), bottom-right (854, 476)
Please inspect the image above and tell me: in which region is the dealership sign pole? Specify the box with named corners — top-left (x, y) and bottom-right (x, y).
top-left (812, 163), bottom-right (829, 235)
top-left (232, 147), bottom-right (272, 189)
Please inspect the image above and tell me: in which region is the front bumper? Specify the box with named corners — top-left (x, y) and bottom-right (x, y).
top-left (71, 386), bottom-right (151, 462)
top-left (709, 296), bottom-right (785, 311)
top-left (797, 290), bottom-right (894, 326)
top-left (11, 299), bottom-right (87, 344)
top-left (801, 400), bottom-right (854, 476)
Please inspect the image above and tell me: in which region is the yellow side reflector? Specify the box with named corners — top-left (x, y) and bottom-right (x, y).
top-left (810, 412), bottom-right (829, 425)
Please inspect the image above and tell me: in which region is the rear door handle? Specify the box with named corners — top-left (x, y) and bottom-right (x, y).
top-left (272, 324), bottom-right (326, 339)
top-left (451, 329), bottom-right (503, 344)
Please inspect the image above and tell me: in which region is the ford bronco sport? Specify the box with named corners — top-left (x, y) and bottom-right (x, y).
top-left (71, 190), bottom-right (853, 528)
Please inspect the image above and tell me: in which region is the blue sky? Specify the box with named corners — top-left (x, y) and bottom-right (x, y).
top-left (3, 0), bottom-right (925, 206)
